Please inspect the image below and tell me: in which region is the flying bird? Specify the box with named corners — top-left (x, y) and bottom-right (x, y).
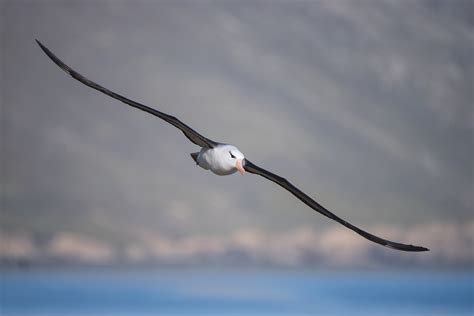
top-left (36, 40), bottom-right (428, 252)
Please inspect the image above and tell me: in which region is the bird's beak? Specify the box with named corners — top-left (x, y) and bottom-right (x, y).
top-left (236, 159), bottom-right (245, 175)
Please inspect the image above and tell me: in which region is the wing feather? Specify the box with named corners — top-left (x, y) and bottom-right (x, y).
top-left (244, 159), bottom-right (429, 252)
top-left (36, 40), bottom-right (218, 149)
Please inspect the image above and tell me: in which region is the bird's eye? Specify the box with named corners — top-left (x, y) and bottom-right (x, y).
top-left (229, 151), bottom-right (236, 159)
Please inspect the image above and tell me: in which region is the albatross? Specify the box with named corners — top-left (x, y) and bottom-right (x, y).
top-left (36, 40), bottom-right (428, 252)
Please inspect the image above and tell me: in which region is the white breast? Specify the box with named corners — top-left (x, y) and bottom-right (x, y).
top-left (196, 145), bottom-right (238, 176)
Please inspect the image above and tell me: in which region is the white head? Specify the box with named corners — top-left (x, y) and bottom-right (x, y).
top-left (222, 145), bottom-right (246, 175)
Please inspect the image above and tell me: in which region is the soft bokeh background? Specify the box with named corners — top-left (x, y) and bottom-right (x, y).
top-left (1, 0), bottom-right (473, 314)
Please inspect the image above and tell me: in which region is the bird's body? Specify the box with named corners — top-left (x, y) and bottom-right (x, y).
top-left (193, 145), bottom-right (245, 176)
top-left (36, 40), bottom-right (429, 252)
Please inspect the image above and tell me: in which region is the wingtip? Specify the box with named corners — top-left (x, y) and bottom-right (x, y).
top-left (409, 244), bottom-right (430, 252)
top-left (35, 39), bottom-right (52, 58)
top-left (384, 239), bottom-right (429, 252)
top-left (35, 39), bottom-right (73, 75)
top-left (35, 39), bottom-right (45, 50)
top-left (398, 244), bottom-right (430, 252)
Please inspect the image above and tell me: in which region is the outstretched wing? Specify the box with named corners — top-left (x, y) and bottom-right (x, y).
top-left (36, 40), bottom-right (218, 149)
top-left (244, 159), bottom-right (429, 252)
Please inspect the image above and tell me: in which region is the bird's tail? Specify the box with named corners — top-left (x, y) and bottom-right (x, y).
top-left (190, 152), bottom-right (199, 164)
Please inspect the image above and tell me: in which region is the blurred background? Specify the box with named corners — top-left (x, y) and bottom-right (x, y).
top-left (1, 0), bottom-right (473, 315)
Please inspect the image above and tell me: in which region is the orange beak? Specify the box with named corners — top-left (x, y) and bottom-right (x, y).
top-left (236, 159), bottom-right (245, 175)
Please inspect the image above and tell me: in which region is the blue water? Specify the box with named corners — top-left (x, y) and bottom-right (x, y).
top-left (1, 269), bottom-right (472, 315)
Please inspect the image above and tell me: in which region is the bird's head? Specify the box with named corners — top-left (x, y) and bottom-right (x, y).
top-left (225, 146), bottom-right (246, 175)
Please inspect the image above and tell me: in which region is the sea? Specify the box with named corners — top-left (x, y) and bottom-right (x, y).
top-left (1, 269), bottom-right (472, 316)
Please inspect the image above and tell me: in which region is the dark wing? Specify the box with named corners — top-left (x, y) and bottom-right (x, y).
top-left (244, 159), bottom-right (429, 252)
top-left (36, 40), bottom-right (218, 149)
